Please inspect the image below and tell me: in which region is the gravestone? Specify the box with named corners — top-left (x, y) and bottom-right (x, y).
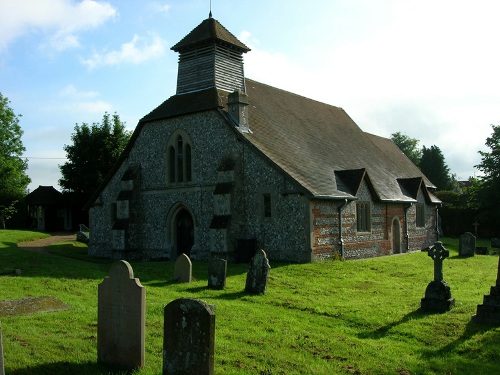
top-left (459, 232), bottom-right (476, 257)
top-left (0, 322), bottom-right (4, 375)
top-left (492, 238), bottom-right (500, 248)
top-left (208, 258), bottom-right (227, 290)
top-left (472, 256), bottom-right (500, 324)
top-left (174, 253), bottom-right (192, 283)
top-left (98, 260), bottom-right (145, 370)
top-left (245, 249), bottom-right (271, 294)
top-left (421, 241), bottom-right (455, 312)
top-left (163, 298), bottom-right (215, 375)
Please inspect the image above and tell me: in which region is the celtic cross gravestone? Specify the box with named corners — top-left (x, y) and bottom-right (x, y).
top-left (421, 242), bottom-right (455, 312)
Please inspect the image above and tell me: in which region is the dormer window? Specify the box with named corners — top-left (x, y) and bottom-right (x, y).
top-left (168, 131), bottom-right (193, 184)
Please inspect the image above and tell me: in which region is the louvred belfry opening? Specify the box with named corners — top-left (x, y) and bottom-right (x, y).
top-left (171, 15), bottom-right (250, 95)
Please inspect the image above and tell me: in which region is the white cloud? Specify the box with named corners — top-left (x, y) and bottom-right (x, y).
top-left (239, 2), bottom-right (500, 180)
top-left (59, 84), bottom-right (99, 98)
top-left (150, 1), bottom-right (170, 14)
top-left (75, 100), bottom-right (113, 113)
top-left (82, 33), bottom-right (167, 69)
top-left (0, 0), bottom-right (117, 51)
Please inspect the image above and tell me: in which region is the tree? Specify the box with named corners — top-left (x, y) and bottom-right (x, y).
top-left (390, 132), bottom-right (421, 166)
top-left (474, 124), bottom-right (500, 228)
top-left (0, 92), bottom-right (30, 228)
top-left (59, 112), bottom-right (131, 203)
top-left (419, 145), bottom-right (452, 191)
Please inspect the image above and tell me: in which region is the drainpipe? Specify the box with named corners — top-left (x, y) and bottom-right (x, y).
top-left (435, 204), bottom-right (441, 241)
top-left (404, 203), bottom-right (413, 252)
top-left (338, 199), bottom-right (348, 259)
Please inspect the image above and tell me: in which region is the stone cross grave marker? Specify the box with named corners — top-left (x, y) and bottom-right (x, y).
top-left (245, 249), bottom-right (271, 294)
top-left (98, 260), bottom-right (145, 370)
top-left (163, 298), bottom-right (215, 375)
top-left (459, 232), bottom-right (476, 257)
top-left (208, 258), bottom-right (227, 290)
top-left (429, 241), bottom-right (449, 281)
top-left (0, 322), bottom-right (4, 375)
top-left (421, 241), bottom-right (455, 312)
top-left (174, 253), bottom-right (192, 283)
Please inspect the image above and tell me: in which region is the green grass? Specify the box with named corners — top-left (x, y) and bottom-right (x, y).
top-left (1, 230), bottom-right (500, 374)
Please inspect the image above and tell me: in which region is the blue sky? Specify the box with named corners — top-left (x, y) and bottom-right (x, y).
top-left (1, 0), bottom-right (499, 192)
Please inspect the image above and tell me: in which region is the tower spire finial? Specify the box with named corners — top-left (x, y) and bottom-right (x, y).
top-left (209, 0), bottom-right (212, 18)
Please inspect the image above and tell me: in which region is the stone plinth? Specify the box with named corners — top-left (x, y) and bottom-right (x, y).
top-left (421, 280), bottom-right (455, 312)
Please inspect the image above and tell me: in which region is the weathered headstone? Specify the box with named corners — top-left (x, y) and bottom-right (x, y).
top-left (98, 260), bottom-right (145, 370)
top-left (208, 258), bottom-right (227, 290)
top-left (0, 322), bottom-right (4, 375)
top-left (492, 238), bottom-right (500, 248)
top-left (174, 253), bottom-right (192, 283)
top-left (472, 256), bottom-right (500, 324)
top-left (459, 232), bottom-right (476, 257)
top-left (163, 298), bottom-right (215, 375)
top-left (245, 249), bottom-right (271, 294)
top-left (421, 241), bottom-right (455, 312)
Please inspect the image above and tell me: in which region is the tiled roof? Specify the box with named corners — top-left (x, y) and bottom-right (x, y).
top-left (25, 186), bottom-right (64, 205)
top-left (171, 17), bottom-right (250, 52)
top-left (140, 88), bottom-right (225, 123)
top-left (87, 78), bottom-right (441, 207)
top-left (242, 79), bottom-right (438, 202)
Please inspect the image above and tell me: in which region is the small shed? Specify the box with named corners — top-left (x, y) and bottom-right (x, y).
top-left (25, 186), bottom-right (72, 232)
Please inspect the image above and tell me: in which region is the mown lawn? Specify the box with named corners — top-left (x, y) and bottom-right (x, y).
top-left (1, 230), bottom-right (499, 374)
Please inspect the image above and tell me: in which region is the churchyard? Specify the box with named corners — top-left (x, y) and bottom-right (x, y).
top-left (1, 230), bottom-right (500, 374)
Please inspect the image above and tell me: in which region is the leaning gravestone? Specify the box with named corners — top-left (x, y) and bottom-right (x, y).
top-left (459, 232), bottom-right (476, 257)
top-left (472, 255), bottom-right (500, 325)
top-left (98, 260), bottom-right (145, 370)
top-left (421, 241), bottom-right (455, 312)
top-left (208, 258), bottom-right (227, 290)
top-left (163, 298), bottom-right (215, 375)
top-left (174, 253), bottom-right (192, 283)
top-left (245, 249), bottom-right (271, 294)
top-left (0, 322), bottom-right (4, 375)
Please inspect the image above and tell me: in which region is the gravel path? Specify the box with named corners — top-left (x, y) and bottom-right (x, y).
top-left (17, 233), bottom-right (77, 253)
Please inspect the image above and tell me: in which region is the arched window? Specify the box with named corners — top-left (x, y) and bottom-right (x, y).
top-left (167, 132), bottom-right (193, 184)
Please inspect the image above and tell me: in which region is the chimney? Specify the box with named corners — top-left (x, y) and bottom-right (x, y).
top-left (228, 89), bottom-right (250, 133)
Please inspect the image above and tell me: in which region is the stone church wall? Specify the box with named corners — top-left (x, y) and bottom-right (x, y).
top-left (89, 110), bottom-right (312, 262)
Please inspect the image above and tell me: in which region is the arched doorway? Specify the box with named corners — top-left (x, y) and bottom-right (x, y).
top-left (175, 209), bottom-right (194, 257)
top-left (392, 218), bottom-right (401, 254)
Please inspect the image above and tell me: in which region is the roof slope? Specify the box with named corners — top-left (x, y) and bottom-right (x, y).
top-left (171, 17), bottom-right (250, 52)
top-left (25, 186), bottom-right (64, 205)
top-left (242, 79), bottom-right (437, 202)
top-left (87, 78), bottom-right (440, 207)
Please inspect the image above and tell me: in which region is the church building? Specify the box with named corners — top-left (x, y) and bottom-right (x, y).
top-left (87, 16), bottom-right (440, 262)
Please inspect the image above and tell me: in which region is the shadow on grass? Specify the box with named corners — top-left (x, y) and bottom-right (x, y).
top-left (357, 308), bottom-right (429, 339)
top-left (432, 319), bottom-right (500, 356)
top-left (7, 361), bottom-right (132, 375)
